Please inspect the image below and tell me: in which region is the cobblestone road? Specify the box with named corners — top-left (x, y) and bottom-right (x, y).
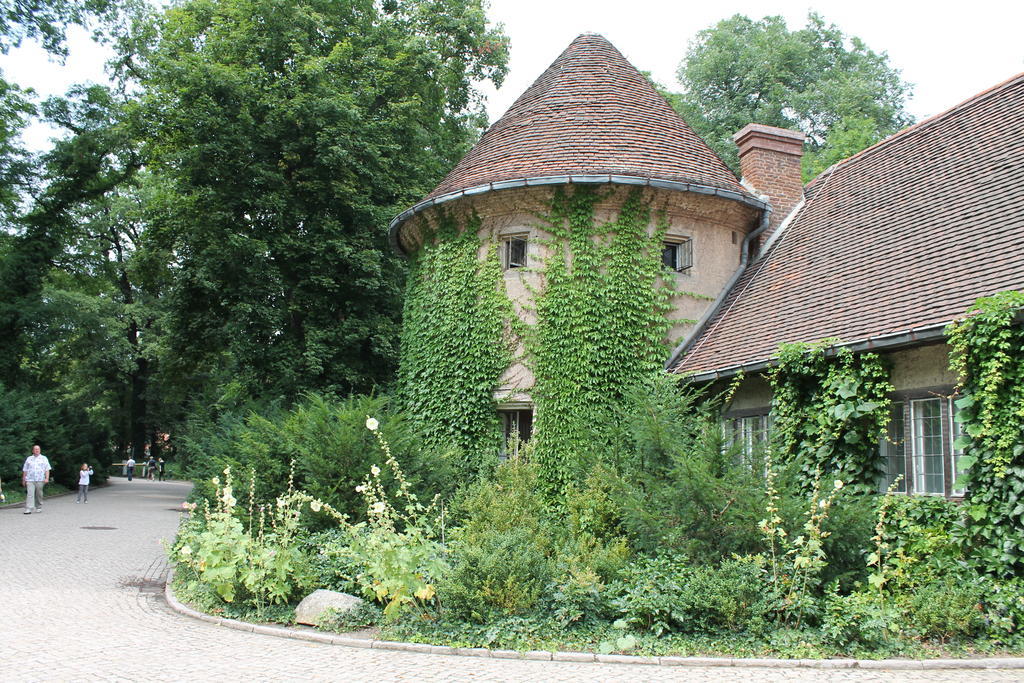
top-left (1, 479), bottom-right (1020, 682)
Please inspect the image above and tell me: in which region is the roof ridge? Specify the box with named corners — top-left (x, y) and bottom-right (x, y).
top-left (819, 71), bottom-right (1024, 172)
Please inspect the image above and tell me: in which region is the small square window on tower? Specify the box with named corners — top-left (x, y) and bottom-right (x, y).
top-left (502, 236), bottom-right (528, 270)
top-left (662, 238), bottom-right (693, 273)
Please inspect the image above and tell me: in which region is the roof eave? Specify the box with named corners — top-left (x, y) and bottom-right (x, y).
top-left (388, 175), bottom-right (767, 256)
top-left (678, 322), bottom-right (951, 384)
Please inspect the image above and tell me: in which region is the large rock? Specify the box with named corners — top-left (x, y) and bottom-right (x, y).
top-left (294, 589), bottom-right (364, 626)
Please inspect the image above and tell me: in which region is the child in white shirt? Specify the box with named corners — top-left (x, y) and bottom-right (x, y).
top-left (77, 464), bottom-right (94, 503)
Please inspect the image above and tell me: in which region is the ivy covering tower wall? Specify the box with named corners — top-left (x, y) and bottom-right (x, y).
top-left (528, 187), bottom-right (676, 495)
top-left (396, 212), bottom-right (516, 471)
top-left (397, 186), bottom-right (680, 491)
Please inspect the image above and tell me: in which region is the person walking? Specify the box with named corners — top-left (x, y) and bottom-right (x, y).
top-left (126, 456), bottom-right (136, 481)
top-left (157, 457), bottom-right (166, 481)
top-left (146, 455), bottom-right (157, 480)
top-left (77, 463), bottom-right (94, 503)
top-left (21, 445), bottom-right (51, 514)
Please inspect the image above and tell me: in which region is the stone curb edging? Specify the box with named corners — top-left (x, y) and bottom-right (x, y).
top-left (161, 573), bottom-right (1024, 671)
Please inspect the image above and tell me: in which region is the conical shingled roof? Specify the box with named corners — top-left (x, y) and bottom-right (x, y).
top-left (426, 33), bottom-right (747, 199)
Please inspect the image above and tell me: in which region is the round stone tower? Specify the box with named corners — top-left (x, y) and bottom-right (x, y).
top-left (391, 34), bottom-right (766, 468)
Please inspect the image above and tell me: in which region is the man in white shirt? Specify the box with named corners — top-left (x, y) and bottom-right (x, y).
top-left (22, 445), bottom-right (51, 515)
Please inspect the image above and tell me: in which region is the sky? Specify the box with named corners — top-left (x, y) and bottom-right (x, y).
top-left (4, 1), bottom-right (1024, 151)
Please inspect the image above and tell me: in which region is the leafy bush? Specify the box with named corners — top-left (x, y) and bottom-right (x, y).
top-left (545, 568), bottom-right (614, 628)
top-left (878, 496), bottom-right (964, 590)
top-left (317, 601), bottom-right (383, 632)
top-left (978, 577), bottom-right (1024, 646)
top-left (821, 590), bottom-right (896, 652)
top-left (440, 460), bottom-right (556, 622)
top-left (171, 468), bottom-right (322, 610)
top-left (610, 554), bottom-right (771, 636)
top-left (302, 528), bottom-right (363, 595)
top-left (179, 393), bottom-right (456, 521)
top-left (905, 576), bottom-right (985, 642)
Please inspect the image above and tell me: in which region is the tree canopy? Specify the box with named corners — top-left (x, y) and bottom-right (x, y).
top-left (0, 0), bottom-right (508, 482)
top-left (134, 0), bottom-right (508, 401)
top-left (672, 12), bottom-right (914, 180)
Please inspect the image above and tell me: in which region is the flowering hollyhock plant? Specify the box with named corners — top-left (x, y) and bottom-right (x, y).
top-left (171, 464), bottom-right (344, 610)
top-left (343, 417), bottom-right (447, 617)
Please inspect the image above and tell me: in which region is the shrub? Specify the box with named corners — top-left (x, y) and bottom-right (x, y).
top-left (978, 576), bottom-right (1024, 646)
top-left (782, 484), bottom-right (874, 592)
top-left (610, 554), bottom-right (771, 636)
top-left (178, 393), bottom-right (455, 521)
top-left (440, 460), bottom-right (556, 622)
top-left (545, 567), bottom-right (614, 628)
top-left (302, 528), bottom-right (363, 595)
top-left (613, 423), bottom-right (769, 563)
top-left (905, 576), bottom-right (985, 642)
top-left (442, 526), bottom-right (555, 622)
top-left (821, 590), bottom-right (897, 652)
top-left (878, 496), bottom-right (964, 590)
top-left (317, 601), bottom-right (383, 632)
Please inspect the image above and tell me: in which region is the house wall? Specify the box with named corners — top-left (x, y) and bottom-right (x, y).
top-left (720, 341), bottom-right (958, 416)
top-left (889, 342), bottom-right (956, 391)
top-left (399, 184), bottom-right (762, 402)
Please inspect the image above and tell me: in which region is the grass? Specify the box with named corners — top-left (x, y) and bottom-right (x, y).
top-left (1, 482), bottom-right (70, 505)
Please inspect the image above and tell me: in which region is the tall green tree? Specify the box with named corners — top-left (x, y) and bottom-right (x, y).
top-left (0, 83), bottom-right (166, 473)
top-left (132, 0), bottom-right (508, 400)
top-left (673, 12), bottom-right (913, 180)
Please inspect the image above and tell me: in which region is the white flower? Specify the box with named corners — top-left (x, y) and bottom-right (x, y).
top-left (355, 484), bottom-right (367, 493)
top-left (179, 545), bottom-right (192, 556)
top-left (370, 501), bottom-right (386, 514)
top-left (834, 480), bottom-right (844, 490)
top-left (276, 497), bottom-right (286, 508)
top-left (370, 465), bottom-right (381, 476)
top-left (366, 417), bottom-right (379, 431)
top-left (310, 500), bottom-right (322, 512)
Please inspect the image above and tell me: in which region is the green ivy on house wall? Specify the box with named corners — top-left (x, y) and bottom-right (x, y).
top-left (767, 341), bottom-right (893, 491)
top-left (396, 211), bottom-right (516, 471)
top-left (947, 290), bottom-right (1024, 576)
top-left (528, 186), bottom-right (675, 496)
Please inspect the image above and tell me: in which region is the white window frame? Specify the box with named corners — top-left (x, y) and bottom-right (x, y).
top-left (724, 413), bottom-right (771, 470)
top-left (950, 400), bottom-right (969, 496)
top-left (879, 401), bottom-right (907, 493)
top-left (910, 397), bottom-right (946, 496)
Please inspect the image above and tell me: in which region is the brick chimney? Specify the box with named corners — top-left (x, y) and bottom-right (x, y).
top-left (732, 124), bottom-right (806, 241)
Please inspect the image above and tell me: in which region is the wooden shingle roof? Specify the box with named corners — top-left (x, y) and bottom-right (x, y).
top-left (674, 72), bottom-right (1024, 377)
top-left (426, 33), bottom-right (747, 199)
